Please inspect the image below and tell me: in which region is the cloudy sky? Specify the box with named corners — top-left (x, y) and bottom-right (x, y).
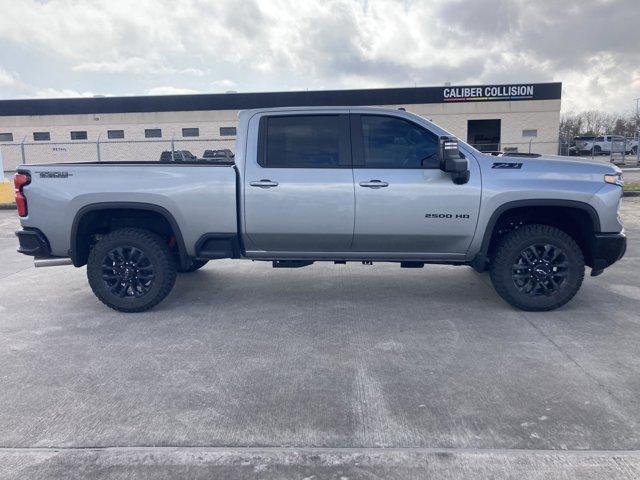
top-left (0, 0), bottom-right (638, 113)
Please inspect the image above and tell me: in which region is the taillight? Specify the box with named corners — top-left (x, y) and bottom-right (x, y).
top-left (14, 173), bottom-right (30, 217)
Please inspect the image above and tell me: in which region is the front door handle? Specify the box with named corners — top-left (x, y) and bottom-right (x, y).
top-left (250, 179), bottom-right (279, 188)
top-left (359, 180), bottom-right (389, 188)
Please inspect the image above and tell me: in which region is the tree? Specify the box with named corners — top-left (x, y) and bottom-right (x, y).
top-left (559, 110), bottom-right (639, 140)
top-left (578, 110), bottom-right (616, 136)
top-left (559, 112), bottom-right (583, 141)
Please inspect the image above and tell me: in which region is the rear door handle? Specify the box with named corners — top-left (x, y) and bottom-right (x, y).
top-left (249, 179), bottom-right (279, 188)
top-left (359, 180), bottom-right (389, 188)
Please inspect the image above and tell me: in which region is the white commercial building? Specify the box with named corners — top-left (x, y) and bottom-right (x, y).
top-left (0, 82), bottom-right (561, 171)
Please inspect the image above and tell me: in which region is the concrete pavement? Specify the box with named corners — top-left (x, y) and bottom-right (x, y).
top-left (0, 200), bottom-right (639, 479)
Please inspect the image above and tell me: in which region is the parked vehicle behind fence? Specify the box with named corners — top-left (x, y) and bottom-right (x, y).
top-left (202, 149), bottom-right (235, 164)
top-left (159, 150), bottom-right (197, 162)
top-left (573, 135), bottom-right (638, 156)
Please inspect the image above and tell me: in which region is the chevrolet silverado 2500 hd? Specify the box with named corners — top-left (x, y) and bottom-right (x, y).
top-left (14, 107), bottom-right (626, 312)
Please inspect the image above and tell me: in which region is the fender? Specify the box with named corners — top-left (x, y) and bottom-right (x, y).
top-left (471, 199), bottom-right (601, 272)
top-left (69, 202), bottom-right (189, 268)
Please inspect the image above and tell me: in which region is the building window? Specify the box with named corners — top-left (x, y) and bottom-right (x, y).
top-left (70, 131), bottom-right (88, 140)
top-left (107, 130), bottom-right (125, 139)
top-left (522, 129), bottom-right (538, 138)
top-left (0, 132), bottom-right (13, 142)
top-left (182, 128), bottom-right (199, 137)
top-left (220, 126), bottom-right (236, 136)
top-left (33, 132), bottom-right (51, 141)
top-left (145, 128), bottom-right (162, 138)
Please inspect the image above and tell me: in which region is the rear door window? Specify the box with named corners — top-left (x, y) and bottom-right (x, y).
top-left (260, 115), bottom-right (350, 168)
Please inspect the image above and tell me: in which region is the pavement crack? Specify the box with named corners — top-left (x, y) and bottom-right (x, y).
top-left (1, 446), bottom-right (640, 456)
top-left (521, 314), bottom-right (636, 425)
top-left (0, 265), bottom-right (33, 281)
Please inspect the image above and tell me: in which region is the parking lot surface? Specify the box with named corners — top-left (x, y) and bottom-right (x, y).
top-left (1, 200), bottom-right (639, 479)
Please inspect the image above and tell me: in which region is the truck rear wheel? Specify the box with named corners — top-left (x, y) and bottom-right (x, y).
top-left (87, 228), bottom-right (177, 312)
top-left (489, 224), bottom-right (585, 311)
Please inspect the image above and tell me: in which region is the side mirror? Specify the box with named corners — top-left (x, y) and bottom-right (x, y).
top-left (439, 137), bottom-right (470, 185)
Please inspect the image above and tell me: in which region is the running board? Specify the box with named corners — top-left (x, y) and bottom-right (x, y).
top-left (272, 260), bottom-right (314, 268)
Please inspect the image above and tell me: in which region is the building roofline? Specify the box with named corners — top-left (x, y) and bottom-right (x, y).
top-left (0, 82), bottom-right (562, 117)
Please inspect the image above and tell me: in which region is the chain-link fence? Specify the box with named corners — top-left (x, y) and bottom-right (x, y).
top-left (468, 140), bottom-right (561, 156)
top-left (0, 138), bottom-right (236, 172)
top-left (468, 134), bottom-right (639, 165)
top-left (3, 134), bottom-right (639, 173)
top-left (557, 134), bottom-right (639, 165)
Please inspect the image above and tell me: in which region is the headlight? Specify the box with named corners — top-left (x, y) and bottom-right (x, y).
top-left (604, 173), bottom-right (624, 187)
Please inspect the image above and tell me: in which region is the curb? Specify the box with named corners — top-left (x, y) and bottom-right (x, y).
top-left (623, 191), bottom-right (640, 197)
top-left (0, 181), bottom-right (13, 205)
top-left (0, 204), bottom-right (16, 210)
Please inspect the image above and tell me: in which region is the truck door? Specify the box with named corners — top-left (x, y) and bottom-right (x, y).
top-left (351, 114), bottom-right (481, 255)
top-left (243, 113), bottom-right (355, 253)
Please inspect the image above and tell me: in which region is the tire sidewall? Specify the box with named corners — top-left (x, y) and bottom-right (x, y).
top-left (87, 230), bottom-right (175, 312)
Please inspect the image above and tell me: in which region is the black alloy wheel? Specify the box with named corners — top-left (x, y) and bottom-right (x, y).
top-left (511, 244), bottom-right (568, 296)
top-left (102, 246), bottom-right (155, 298)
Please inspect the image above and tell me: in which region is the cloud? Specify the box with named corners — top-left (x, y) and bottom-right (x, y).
top-left (0, 67), bottom-right (27, 90)
top-left (0, 0), bottom-right (638, 111)
top-left (33, 88), bottom-right (96, 98)
top-left (210, 79), bottom-right (237, 91)
top-left (73, 58), bottom-right (206, 76)
top-left (146, 86), bottom-right (201, 96)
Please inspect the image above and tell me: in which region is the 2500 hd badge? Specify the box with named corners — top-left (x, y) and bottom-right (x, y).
top-left (425, 213), bottom-right (471, 219)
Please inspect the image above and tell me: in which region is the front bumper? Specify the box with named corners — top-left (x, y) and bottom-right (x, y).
top-left (16, 228), bottom-right (51, 257)
top-left (590, 232), bottom-right (626, 271)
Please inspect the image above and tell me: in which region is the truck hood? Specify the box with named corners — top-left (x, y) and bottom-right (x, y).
top-left (494, 154), bottom-right (622, 174)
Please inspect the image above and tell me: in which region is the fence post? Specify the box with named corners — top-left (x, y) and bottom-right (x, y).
top-left (20, 136), bottom-right (27, 164)
top-left (96, 135), bottom-right (101, 162)
top-left (610, 139), bottom-right (613, 163)
top-left (0, 147), bottom-right (4, 180)
top-left (637, 131), bottom-right (640, 166)
top-left (528, 138), bottom-right (532, 154)
top-left (171, 134), bottom-right (175, 160)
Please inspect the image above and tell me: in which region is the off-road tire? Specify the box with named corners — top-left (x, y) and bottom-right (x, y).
top-left (87, 228), bottom-right (177, 312)
top-left (177, 259), bottom-right (209, 273)
top-left (490, 224), bottom-right (585, 311)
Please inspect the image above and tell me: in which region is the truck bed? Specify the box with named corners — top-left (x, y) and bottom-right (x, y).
top-left (17, 163), bottom-right (238, 257)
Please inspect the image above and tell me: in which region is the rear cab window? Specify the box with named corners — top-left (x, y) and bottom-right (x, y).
top-left (258, 114), bottom-right (350, 168)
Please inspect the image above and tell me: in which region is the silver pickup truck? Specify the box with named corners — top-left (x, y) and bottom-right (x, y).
top-left (14, 107), bottom-right (626, 312)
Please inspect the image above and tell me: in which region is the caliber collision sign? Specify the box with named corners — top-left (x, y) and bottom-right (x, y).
top-left (443, 84), bottom-right (535, 102)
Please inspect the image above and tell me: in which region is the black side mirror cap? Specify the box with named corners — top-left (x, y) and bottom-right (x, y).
top-left (438, 136), bottom-right (470, 184)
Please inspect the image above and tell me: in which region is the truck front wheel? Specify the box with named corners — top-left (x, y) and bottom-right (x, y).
top-left (489, 224), bottom-right (585, 311)
top-left (87, 228), bottom-right (177, 312)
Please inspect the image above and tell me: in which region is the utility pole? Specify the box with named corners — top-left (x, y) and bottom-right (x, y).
top-left (635, 98), bottom-right (640, 164)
